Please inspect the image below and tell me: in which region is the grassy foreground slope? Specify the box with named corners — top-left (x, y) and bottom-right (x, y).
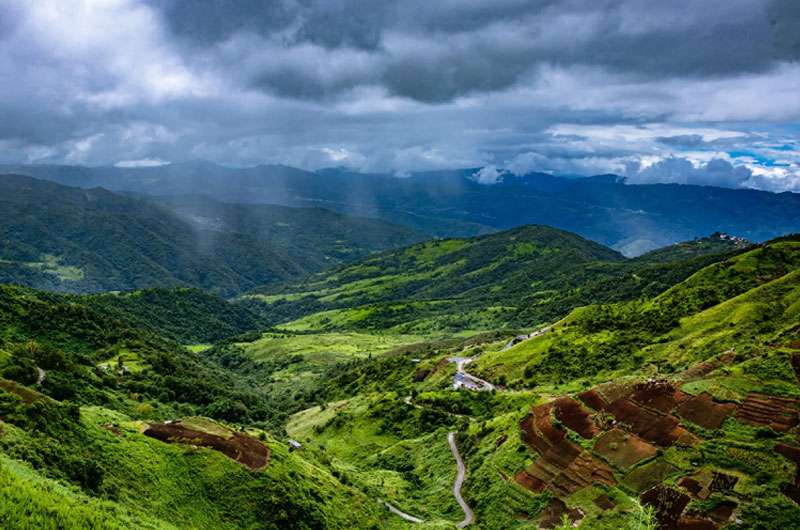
top-left (0, 284), bottom-right (396, 530)
top-left (242, 228), bottom-right (747, 333)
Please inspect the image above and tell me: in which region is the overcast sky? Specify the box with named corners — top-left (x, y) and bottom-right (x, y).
top-left (0, 0), bottom-right (798, 191)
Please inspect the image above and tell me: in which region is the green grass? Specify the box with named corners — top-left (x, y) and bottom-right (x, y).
top-left (185, 344), bottom-right (212, 353)
top-left (0, 454), bottom-right (177, 530)
top-left (179, 416), bottom-right (234, 439)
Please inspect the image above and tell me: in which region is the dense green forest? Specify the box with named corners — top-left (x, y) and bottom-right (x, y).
top-left (149, 194), bottom-right (430, 268)
top-left (0, 174), bottom-right (427, 296)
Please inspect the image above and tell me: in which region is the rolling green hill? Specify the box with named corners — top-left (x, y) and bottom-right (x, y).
top-left (69, 287), bottom-right (263, 344)
top-left (0, 175), bottom-right (428, 296)
top-left (257, 236), bottom-right (800, 530)
top-left (241, 226), bottom-right (748, 333)
top-left (148, 194), bottom-right (430, 270)
top-left (0, 283), bottom-right (392, 529)
top-left (2, 222), bottom-right (799, 529)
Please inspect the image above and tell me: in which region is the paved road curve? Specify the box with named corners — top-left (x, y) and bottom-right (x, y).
top-left (448, 431), bottom-right (474, 527)
top-left (377, 499), bottom-right (425, 523)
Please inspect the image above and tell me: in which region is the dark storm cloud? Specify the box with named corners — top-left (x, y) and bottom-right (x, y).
top-left (147, 0), bottom-right (800, 103)
top-left (0, 0), bottom-right (797, 191)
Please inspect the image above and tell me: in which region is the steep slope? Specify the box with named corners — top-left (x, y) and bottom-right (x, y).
top-left (147, 194), bottom-right (430, 269)
top-left (274, 237), bottom-right (800, 530)
top-left (0, 284), bottom-right (387, 530)
top-left (242, 226), bottom-right (748, 333)
top-left (472, 237), bottom-right (800, 386)
top-left (0, 174), bottom-right (305, 296)
top-left (0, 175), bottom-right (428, 296)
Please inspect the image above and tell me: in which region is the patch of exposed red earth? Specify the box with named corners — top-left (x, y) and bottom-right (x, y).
top-left (708, 472), bottom-right (738, 492)
top-left (705, 501), bottom-right (737, 525)
top-left (536, 499), bottom-right (583, 529)
top-left (676, 476), bottom-right (703, 496)
top-left (514, 438), bottom-right (582, 494)
top-left (782, 483), bottom-right (800, 505)
top-left (413, 368), bottom-right (431, 382)
top-left (680, 351), bottom-right (736, 379)
top-left (674, 393), bottom-right (737, 430)
top-left (641, 484), bottom-right (692, 530)
top-left (777, 443), bottom-right (800, 481)
top-left (553, 396), bottom-right (600, 439)
top-left (593, 494), bottom-right (615, 511)
top-left (519, 403), bottom-right (566, 453)
top-left (515, 402), bottom-right (615, 495)
top-left (593, 429), bottom-right (658, 470)
top-left (776, 442), bottom-right (800, 505)
top-left (603, 398), bottom-right (688, 447)
top-left (630, 379), bottom-right (691, 414)
top-left (548, 451), bottom-right (616, 497)
top-left (143, 422), bottom-right (270, 470)
top-left (578, 388), bottom-right (608, 412)
top-left (735, 393), bottom-right (799, 432)
top-left (100, 424), bottom-right (121, 436)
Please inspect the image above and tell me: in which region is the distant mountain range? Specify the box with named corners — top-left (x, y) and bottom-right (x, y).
top-left (4, 161), bottom-right (798, 255)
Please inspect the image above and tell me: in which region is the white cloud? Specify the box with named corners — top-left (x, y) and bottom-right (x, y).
top-left (115, 158), bottom-right (168, 168)
top-left (472, 165), bottom-right (507, 184)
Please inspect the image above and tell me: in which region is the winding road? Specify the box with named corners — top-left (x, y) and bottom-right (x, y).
top-left (377, 430), bottom-right (474, 527)
top-left (377, 499), bottom-right (425, 523)
top-left (448, 431), bottom-right (474, 528)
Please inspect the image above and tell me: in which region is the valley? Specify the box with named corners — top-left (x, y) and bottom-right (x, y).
top-left (1, 184), bottom-right (799, 529)
top-left (3, 3), bottom-right (800, 528)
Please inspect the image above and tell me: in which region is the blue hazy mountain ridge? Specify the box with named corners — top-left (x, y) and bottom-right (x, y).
top-left (2, 162), bottom-right (799, 254)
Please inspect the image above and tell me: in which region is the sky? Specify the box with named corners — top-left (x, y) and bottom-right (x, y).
top-left (0, 0), bottom-right (799, 191)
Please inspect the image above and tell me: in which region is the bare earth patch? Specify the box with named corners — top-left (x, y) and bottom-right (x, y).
top-left (553, 396), bottom-right (600, 439)
top-left (735, 393), bottom-right (798, 432)
top-left (593, 429), bottom-right (658, 470)
top-left (675, 393), bottom-right (737, 430)
top-left (143, 422), bottom-right (271, 470)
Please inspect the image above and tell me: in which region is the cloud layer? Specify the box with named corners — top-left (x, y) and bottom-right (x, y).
top-left (0, 0), bottom-right (798, 190)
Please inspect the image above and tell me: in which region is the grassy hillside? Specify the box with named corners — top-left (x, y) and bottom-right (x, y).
top-left (242, 227), bottom-right (748, 333)
top-left (0, 283), bottom-right (395, 530)
top-left (2, 230), bottom-right (799, 529)
top-left (267, 237), bottom-right (800, 529)
top-left (471, 238), bottom-right (800, 387)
